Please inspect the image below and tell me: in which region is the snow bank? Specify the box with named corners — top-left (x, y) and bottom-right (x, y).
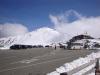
top-left (0, 46), bottom-right (10, 50)
top-left (72, 63), bottom-right (95, 75)
top-left (47, 51), bottom-right (100, 75)
top-left (87, 72), bottom-right (95, 75)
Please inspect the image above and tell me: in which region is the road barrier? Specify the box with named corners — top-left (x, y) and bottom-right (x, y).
top-left (59, 60), bottom-right (96, 75)
top-left (59, 58), bottom-right (100, 75)
top-left (95, 58), bottom-right (100, 75)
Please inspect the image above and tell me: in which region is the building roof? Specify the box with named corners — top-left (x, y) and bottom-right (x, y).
top-left (69, 34), bottom-right (94, 43)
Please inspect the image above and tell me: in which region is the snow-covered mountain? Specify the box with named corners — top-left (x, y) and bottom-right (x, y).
top-left (0, 28), bottom-right (60, 49)
top-left (1, 28), bottom-right (100, 50)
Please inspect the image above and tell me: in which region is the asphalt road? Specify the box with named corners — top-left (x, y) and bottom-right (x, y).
top-left (0, 48), bottom-right (98, 75)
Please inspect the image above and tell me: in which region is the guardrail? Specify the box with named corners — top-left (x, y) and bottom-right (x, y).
top-left (60, 58), bottom-right (100, 75)
top-left (95, 58), bottom-right (100, 75)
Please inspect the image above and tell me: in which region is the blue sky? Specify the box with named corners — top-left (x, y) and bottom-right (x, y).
top-left (0, 0), bottom-right (100, 31)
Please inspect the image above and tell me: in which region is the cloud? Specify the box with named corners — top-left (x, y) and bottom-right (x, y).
top-left (0, 23), bottom-right (28, 38)
top-left (1, 10), bottom-right (100, 45)
top-left (49, 10), bottom-right (83, 26)
top-left (49, 10), bottom-right (100, 42)
top-left (18, 27), bottom-right (60, 45)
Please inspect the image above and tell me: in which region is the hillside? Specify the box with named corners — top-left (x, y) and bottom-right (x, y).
top-left (0, 28), bottom-right (60, 49)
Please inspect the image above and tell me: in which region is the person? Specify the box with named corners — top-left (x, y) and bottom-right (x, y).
top-left (54, 45), bottom-right (56, 50)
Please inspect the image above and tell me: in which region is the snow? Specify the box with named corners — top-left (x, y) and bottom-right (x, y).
top-left (72, 63), bottom-right (95, 75)
top-left (0, 46), bottom-right (9, 50)
top-left (0, 27), bottom-right (61, 49)
top-left (73, 40), bottom-right (84, 44)
top-left (89, 39), bottom-right (100, 43)
top-left (1, 28), bottom-right (100, 50)
top-left (48, 71), bottom-right (59, 75)
top-left (47, 51), bottom-right (100, 75)
top-left (87, 72), bottom-right (95, 75)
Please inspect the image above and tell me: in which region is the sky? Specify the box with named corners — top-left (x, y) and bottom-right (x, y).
top-left (0, 0), bottom-right (100, 31)
top-left (0, 0), bottom-right (100, 40)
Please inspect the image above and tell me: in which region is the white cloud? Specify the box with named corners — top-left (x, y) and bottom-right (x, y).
top-left (18, 27), bottom-right (60, 45)
top-left (49, 10), bottom-right (100, 42)
top-left (1, 10), bottom-right (100, 45)
top-left (49, 10), bottom-right (83, 27)
top-left (0, 23), bottom-right (28, 38)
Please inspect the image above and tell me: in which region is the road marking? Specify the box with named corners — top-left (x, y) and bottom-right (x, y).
top-left (11, 58), bottom-right (39, 64)
top-left (10, 50), bottom-right (56, 64)
top-left (0, 56), bottom-right (74, 73)
top-left (19, 59), bottom-right (39, 64)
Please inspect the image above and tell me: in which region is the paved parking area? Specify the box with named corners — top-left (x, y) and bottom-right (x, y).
top-left (0, 48), bottom-right (97, 75)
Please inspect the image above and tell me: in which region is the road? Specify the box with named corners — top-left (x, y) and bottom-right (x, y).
top-left (0, 48), bottom-right (98, 75)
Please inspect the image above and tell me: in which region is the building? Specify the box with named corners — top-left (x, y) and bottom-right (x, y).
top-left (66, 34), bottom-right (98, 50)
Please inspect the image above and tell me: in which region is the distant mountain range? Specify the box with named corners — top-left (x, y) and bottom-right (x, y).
top-left (0, 28), bottom-right (61, 49)
top-left (1, 30), bottom-right (100, 50)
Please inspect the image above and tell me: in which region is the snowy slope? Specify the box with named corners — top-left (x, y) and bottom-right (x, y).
top-left (0, 28), bottom-right (60, 49)
top-left (1, 27), bottom-right (100, 50)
